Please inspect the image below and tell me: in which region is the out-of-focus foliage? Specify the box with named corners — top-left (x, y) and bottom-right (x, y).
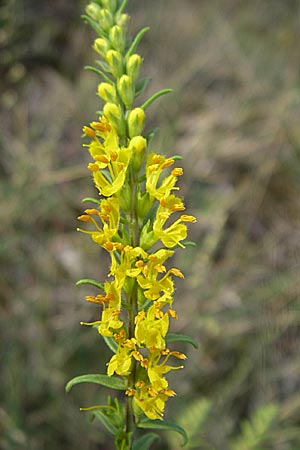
top-left (1, 0), bottom-right (300, 449)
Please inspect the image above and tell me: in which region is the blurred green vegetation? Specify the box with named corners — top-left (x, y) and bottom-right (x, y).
top-left (1, 0), bottom-right (300, 449)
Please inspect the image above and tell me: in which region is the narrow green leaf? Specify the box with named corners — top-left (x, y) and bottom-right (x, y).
top-left (84, 65), bottom-right (112, 84)
top-left (117, 0), bottom-right (128, 15)
top-left (166, 333), bottom-right (199, 349)
top-left (132, 432), bottom-right (160, 450)
top-left (138, 420), bottom-right (188, 447)
top-left (65, 374), bottom-right (126, 392)
top-left (82, 197), bottom-right (100, 205)
top-left (170, 155), bottom-right (183, 161)
top-left (103, 335), bottom-right (118, 353)
top-left (141, 89), bottom-right (173, 111)
top-left (81, 15), bottom-right (103, 36)
top-left (76, 279), bottom-right (104, 290)
top-left (145, 127), bottom-right (159, 144)
top-left (126, 27), bottom-right (150, 58)
top-left (182, 241), bottom-right (197, 247)
top-left (91, 410), bottom-right (118, 435)
top-left (95, 59), bottom-right (110, 73)
top-left (135, 77), bottom-right (151, 97)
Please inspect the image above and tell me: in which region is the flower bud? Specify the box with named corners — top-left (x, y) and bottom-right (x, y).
top-left (109, 25), bottom-right (126, 52)
top-left (127, 108), bottom-right (145, 138)
top-left (117, 75), bottom-right (134, 109)
top-left (98, 82), bottom-right (117, 103)
top-left (129, 136), bottom-right (147, 172)
top-left (126, 54), bottom-right (142, 83)
top-left (106, 50), bottom-right (124, 79)
top-left (86, 3), bottom-right (101, 20)
top-left (102, 0), bottom-right (118, 12)
top-left (94, 38), bottom-right (110, 57)
top-left (103, 103), bottom-right (126, 138)
top-left (99, 9), bottom-right (113, 32)
top-left (117, 13), bottom-right (130, 29)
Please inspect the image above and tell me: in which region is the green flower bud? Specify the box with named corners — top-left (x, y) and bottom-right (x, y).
top-left (140, 219), bottom-right (157, 250)
top-left (103, 103), bottom-right (126, 138)
top-left (98, 82), bottom-right (117, 103)
top-left (126, 54), bottom-right (142, 83)
top-left (86, 3), bottom-right (101, 20)
top-left (117, 13), bottom-right (130, 29)
top-left (102, 0), bottom-right (118, 12)
top-left (94, 38), bottom-right (110, 57)
top-left (117, 75), bottom-right (134, 109)
top-left (99, 8), bottom-right (113, 32)
top-left (127, 108), bottom-right (145, 138)
top-left (109, 25), bottom-right (126, 52)
top-left (119, 182), bottom-right (132, 214)
top-left (129, 136), bottom-right (147, 172)
top-left (106, 50), bottom-right (124, 79)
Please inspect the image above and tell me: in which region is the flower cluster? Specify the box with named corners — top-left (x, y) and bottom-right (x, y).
top-left (76, 0), bottom-right (196, 424)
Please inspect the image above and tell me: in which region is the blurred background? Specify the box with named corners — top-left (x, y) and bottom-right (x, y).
top-left (1, 0), bottom-right (300, 449)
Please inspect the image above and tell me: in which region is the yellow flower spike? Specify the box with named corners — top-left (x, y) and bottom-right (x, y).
top-left (72, 0), bottom-right (196, 442)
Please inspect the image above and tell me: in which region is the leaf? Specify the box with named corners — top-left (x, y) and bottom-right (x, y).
top-left (126, 27), bottom-right (150, 58)
top-left (76, 279), bottom-right (104, 290)
top-left (137, 419), bottom-right (188, 447)
top-left (135, 77), bottom-right (151, 97)
top-left (91, 410), bottom-right (118, 436)
top-left (84, 65), bottom-right (112, 84)
top-left (170, 155), bottom-right (183, 161)
top-left (132, 432), bottom-right (160, 450)
top-left (141, 89), bottom-right (173, 111)
top-left (103, 335), bottom-right (118, 353)
top-left (81, 15), bottom-right (103, 36)
top-left (166, 333), bottom-right (199, 349)
top-left (65, 374), bottom-right (126, 392)
top-left (82, 197), bottom-right (100, 205)
top-left (182, 241), bottom-right (197, 247)
top-left (145, 127), bottom-right (159, 144)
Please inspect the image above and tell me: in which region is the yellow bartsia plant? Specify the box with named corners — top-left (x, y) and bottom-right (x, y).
top-left (65, 1), bottom-right (197, 449)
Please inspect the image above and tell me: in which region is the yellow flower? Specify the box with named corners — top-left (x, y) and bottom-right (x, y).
top-left (135, 305), bottom-right (169, 349)
top-left (98, 307), bottom-right (123, 337)
top-left (107, 344), bottom-right (133, 376)
top-left (146, 153), bottom-right (184, 200)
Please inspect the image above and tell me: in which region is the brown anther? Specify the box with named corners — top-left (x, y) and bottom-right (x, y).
top-left (135, 260), bottom-right (144, 268)
top-left (135, 380), bottom-right (146, 389)
top-left (84, 208), bottom-right (99, 215)
top-left (171, 351), bottom-right (187, 360)
top-left (160, 199), bottom-right (167, 207)
top-left (100, 213), bottom-right (110, 222)
top-left (162, 389), bottom-right (176, 397)
top-left (152, 155), bottom-right (161, 164)
top-left (167, 309), bottom-right (178, 319)
top-left (132, 351), bottom-right (143, 361)
top-left (147, 387), bottom-right (158, 397)
top-left (160, 348), bottom-right (170, 355)
top-left (110, 151), bottom-right (118, 161)
top-left (169, 268), bottom-right (184, 278)
top-left (83, 126), bottom-right (96, 139)
top-left (161, 158), bottom-right (175, 169)
top-left (87, 163), bottom-right (99, 172)
top-left (77, 215), bottom-right (92, 222)
top-left (149, 255), bottom-right (157, 262)
top-left (125, 388), bottom-right (136, 396)
top-left (102, 204), bottom-right (112, 213)
top-left (141, 359), bottom-right (148, 368)
top-left (180, 214), bottom-right (197, 223)
top-left (171, 204), bottom-right (185, 212)
top-left (104, 242), bottom-right (114, 251)
top-left (90, 121), bottom-right (107, 131)
top-left (155, 310), bottom-right (164, 319)
top-left (94, 155), bottom-right (109, 164)
top-left (154, 264), bottom-right (166, 273)
top-left (171, 167), bottom-right (183, 177)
